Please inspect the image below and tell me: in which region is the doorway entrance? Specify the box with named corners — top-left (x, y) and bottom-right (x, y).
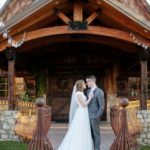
top-left (47, 69), bottom-right (107, 121)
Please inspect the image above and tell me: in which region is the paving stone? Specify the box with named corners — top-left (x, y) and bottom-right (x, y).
top-left (47, 122), bottom-right (115, 150)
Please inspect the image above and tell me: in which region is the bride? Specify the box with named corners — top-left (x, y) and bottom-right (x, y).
top-left (57, 80), bottom-right (94, 150)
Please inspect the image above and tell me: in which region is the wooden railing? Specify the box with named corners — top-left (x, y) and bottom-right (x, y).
top-left (14, 101), bottom-right (51, 141)
top-left (14, 101), bottom-right (37, 141)
top-left (0, 99), bottom-right (51, 141)
top-left (110, 100), bottom-right (150, 137)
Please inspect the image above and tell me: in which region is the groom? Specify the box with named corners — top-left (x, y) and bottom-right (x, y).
top-left (86, 75), bottom-right (105, 150)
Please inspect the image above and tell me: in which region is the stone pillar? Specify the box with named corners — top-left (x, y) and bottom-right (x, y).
top-left (0, 110), bottom-right (20, 141)
top-left (136, 110), bottom-right (150, 145)
top-left (5, 47), bottom-right (15, 110)
top-left (140, 49), bottom-right (148, 110)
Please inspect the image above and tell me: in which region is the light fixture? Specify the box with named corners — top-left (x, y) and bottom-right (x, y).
top-left (3, 29), bottom-right (7, 39)
top-left (0, 19), bottom-right (26, 48)
top-left (130, 32), bottom-right (149, 50)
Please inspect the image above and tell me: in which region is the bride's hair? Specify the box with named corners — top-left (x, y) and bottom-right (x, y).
top-left (76, 80), bottom-right (84, 92)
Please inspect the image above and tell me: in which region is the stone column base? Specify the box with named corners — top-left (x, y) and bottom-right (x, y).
top-left (0, 110), bottom-right (21, 141)
top-left (136, 110), bottom-right (150, 146)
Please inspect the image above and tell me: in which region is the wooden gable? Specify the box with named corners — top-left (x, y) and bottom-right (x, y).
top-left (0, 0), bottom-right (150, 52)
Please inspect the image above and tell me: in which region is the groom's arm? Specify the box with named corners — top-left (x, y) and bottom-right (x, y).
top-left (96, 90), bottom-right (104, 119)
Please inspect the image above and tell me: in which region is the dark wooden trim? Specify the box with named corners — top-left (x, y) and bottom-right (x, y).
top-left (8, 60), bottom-right (15, 110)
top-left (140, 60), bottom-right (148, 110)
top-left (6, 47), bottom-right (15, 110)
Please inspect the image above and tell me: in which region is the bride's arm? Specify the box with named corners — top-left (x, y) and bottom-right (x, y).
top-left (77, 93), bottom-right (93, 107)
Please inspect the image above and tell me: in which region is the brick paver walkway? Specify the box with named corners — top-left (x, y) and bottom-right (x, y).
top-left (47, 121), bottom-right (115, 150)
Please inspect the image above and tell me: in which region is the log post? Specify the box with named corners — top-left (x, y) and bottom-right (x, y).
top-left (46, 68), bottom-right (50, 106)
top-left (5, 47), bottom-right (15, 110)
top-left (73, 0), bottom-right (83, 21)
top-left (140, 49), bottom-right (149, 110)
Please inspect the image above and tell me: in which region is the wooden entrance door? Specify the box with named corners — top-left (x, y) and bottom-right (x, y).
top-left (48, 70), bottom-right (106, 121)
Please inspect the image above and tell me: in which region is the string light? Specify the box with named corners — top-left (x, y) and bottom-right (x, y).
top-left (11, 32), bottom-right (26, 48)
top-left (130, 32), bottom-right (149, 50)
top-left (0, 19), bottom-right (26, 48)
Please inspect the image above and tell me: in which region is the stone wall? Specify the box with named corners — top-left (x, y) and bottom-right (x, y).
top-left (0, 110), bottom-right (21, 141)
top-left (136, 110), bottom-right (150, 145)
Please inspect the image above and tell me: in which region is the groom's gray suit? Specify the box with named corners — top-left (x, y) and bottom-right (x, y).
top-left (87, 87), bottom-right (104, 150)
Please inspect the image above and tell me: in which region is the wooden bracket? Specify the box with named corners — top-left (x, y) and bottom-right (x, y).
top-left (68, 21), bottom-right (88, 30)
top-left (85, 8), bottom-right (101, 25)
top-left (53, 8), bottom-right (71, 24)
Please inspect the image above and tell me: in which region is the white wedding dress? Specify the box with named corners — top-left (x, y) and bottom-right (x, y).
top-left (57, 91), bottom-right (93, 150)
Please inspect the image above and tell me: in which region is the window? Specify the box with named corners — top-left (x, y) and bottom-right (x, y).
top-left (0, 77), bottom-right (36, 99)
top-left (129, 77), bottom-right (150, 99)
top-left (15, 78), bottom-right (25, 98)
top-left (0, 77), bottom-right (8, 97)
top-left (117, 77), bottom-right (150, 99)
top-left (129, 77), bottom-right (140, 97)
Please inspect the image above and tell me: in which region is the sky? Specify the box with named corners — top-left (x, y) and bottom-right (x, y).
top-left (0, 0), bottom-right (7, 10)
top-left (147, 0), bottom-right (150, 5)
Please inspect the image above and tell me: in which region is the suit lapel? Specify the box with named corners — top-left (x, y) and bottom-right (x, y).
top-left (94, 87), bottom-right (98, 94)
top-left (87, 89), bottom-right (91, 99)
top-left (93, 87), bottom-right (99, 98)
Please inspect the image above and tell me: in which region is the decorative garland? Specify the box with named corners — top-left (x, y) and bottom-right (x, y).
top-left (0, 19), bottom-right (26, 48)
top-left (130, 32), bottom-right (149, 50)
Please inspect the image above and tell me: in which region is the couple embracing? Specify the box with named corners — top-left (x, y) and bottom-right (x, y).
top-left (57, 75), bottom-right (105, 150)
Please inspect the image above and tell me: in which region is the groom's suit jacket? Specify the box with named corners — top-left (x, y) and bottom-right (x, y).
top-left (87, 87), bottom-right (104, 120)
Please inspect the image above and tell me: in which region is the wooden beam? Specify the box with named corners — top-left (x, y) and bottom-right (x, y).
top-left (88, 0), bottom-right (150, 40)
top-left (53, 8), bottom-right (71, 24)
top-left (86, 12), bottom-right (98, 24)
top-left (17, 35), bottom-right (139, 54)
top-left (85, 8), bottom-right (101, 25)
top-left (140, 60), bottom-right (148, 110)
top-left (140, 50), bottom-right (148, 110)
top-left (6, 47), bottom-right (15, 110)
top-left (46, 68), bottom-right (50, 106)
top-left (0, 0), bottom-right (69, 43)
top-left (1, 26), bottom-right (150, 52)
top-left (73, 0), bottom-right (83, 21)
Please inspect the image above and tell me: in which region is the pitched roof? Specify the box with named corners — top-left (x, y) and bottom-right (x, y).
top-left (0, 0), bottom-right (150, 52)
top-left (107, 0), bottom-right (150, 30)
top-left (0, 0), bottom-right (36, 22)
